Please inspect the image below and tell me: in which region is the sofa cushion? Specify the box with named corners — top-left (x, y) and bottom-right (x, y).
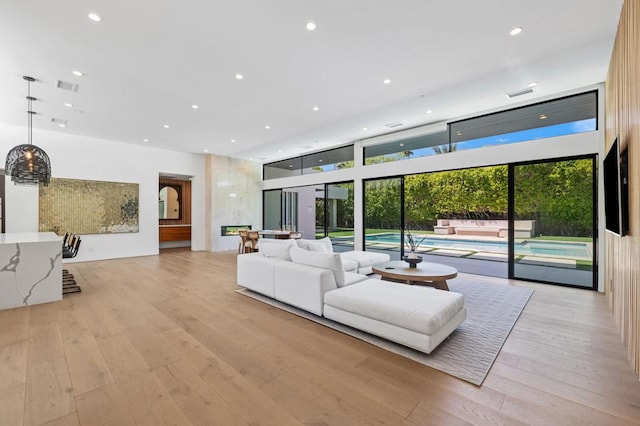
top-left (343, 271), bottom-right (368, 286)
top-left (341, 259), bottom-right (359, 273)
top-left (339, 251), bottom-right (391, 274)
top-left (296, 237), bottom-right (333, 254)
top-left (290, 246), bottom-right (345, 286)
top-left (324, 280), bottom-right (465, 335)
top-left (259, 239), bottom-right (297, 260)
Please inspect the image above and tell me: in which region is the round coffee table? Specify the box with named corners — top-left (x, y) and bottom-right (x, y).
top-left (372, 260), bottom-right (458, 291)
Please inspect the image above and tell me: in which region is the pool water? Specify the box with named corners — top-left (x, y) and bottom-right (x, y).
top-left (362, 233), bottom-right (591, 258)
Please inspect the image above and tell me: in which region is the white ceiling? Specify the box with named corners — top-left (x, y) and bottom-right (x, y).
top-left (0, 0), bottom-right (623, 163)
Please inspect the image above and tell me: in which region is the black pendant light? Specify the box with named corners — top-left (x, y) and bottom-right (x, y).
top-left (5, 76), bottom-right (52, 186)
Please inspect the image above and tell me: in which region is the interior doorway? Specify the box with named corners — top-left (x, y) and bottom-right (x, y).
top-left (158, 174), bottom-right (192, 249)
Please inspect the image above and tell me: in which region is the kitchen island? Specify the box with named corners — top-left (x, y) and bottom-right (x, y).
top-left (0, 232), bottom-right (63, 310)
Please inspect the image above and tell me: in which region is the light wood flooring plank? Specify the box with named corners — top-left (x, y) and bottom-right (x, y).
top-left (75, 382), bottom-right (137, 425)
top-left (24, 355), bottom-right (76, 426)
top-left (3, 248), bottom-right (639, 425)
top-left (0, 383), bottom-right (25, 426)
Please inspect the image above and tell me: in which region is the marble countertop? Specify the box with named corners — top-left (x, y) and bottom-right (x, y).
top-left (0, 232), bottom-right (62, 244)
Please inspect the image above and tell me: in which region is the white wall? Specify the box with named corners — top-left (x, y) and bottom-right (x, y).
top-left (287, 186), bottom-right (317, 239)
top-left (0, 123), bottom-right (206, 262)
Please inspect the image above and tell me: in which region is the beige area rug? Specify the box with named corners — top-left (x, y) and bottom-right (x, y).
top-left (236, 278), bottom-right (533, 385)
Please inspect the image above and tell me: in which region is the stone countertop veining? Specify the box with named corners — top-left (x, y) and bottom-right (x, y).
top-left (0, 232), bottom-right (62, 244)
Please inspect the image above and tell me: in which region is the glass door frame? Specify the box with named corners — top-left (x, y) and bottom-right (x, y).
top-left (263, 180), bottom-right (355, 240)
top-left (361, 175), bottom-right (406, 256)
top-left (316, 180), bottom-right (355, 239)
top-left (507, 154), bottom-right (598, 290)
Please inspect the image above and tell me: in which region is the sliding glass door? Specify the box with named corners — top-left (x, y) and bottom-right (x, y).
top-left (510, 156), bottom-right (597, 288)
top-left (364, 177), bottom-right (402, 259)
top-left (404, 166), bottom-right (509, 277)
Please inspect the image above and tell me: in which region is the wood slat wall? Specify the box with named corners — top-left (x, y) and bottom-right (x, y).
top-left (604, 0), bottom-right (640, 379)
top-left (159, 178), bottom-right (192, 226)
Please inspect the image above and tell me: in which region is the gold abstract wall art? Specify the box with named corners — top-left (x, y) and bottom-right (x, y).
top-left (39, 177), bottom-right (139, 234)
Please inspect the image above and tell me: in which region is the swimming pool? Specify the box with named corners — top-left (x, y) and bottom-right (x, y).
top-left (360, 233), bottom-right (591, 259)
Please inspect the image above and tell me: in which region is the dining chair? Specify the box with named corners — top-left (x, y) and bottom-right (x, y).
top-left (238, 229), bottom-right (250, 254)
top-left (247, 230), bottom-right (260, 252)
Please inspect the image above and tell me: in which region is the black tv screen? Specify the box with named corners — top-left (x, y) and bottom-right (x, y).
top-left (603, 137), bottom-right (629, 236)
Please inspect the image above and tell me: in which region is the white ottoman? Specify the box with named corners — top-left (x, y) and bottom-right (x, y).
top-left (323, 280), bottom-right (466, 354)
top-left (339, 251), bottom-right (391, 274)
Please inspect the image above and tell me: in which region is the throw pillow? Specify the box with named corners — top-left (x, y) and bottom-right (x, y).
top-left (259, 239), bottom-right (296, 260)
top-left (289, 246), bottom-right (345, 286)
top-left (295, 237), bottom-right (334, 254)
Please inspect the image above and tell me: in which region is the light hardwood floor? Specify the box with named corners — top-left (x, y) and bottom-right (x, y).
top-left (1, 248), bottom-right (639, 425)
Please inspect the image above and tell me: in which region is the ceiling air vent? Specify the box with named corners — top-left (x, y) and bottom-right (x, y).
top-left (507, 87), bottom-right (534, 98)
top-left (385, 122), bottom-right (403, 129)
top-left (51, 118), bottom-right (67, 125)
top-left (55, 80), bottom-right (79, 92)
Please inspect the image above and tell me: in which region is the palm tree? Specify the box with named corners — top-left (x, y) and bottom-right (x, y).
top-left (432, 143), bottom-right (457, 154)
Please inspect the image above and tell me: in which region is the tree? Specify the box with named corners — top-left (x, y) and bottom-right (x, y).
top-left (432, 143), bottom-right (457, 154)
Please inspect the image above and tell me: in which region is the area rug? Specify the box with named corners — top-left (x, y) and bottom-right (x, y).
top-left (235, 278), bottom-right (533, 385)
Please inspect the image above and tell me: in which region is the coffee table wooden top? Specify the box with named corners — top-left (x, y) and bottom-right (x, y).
top-left (372, 260), bottom-right (458, 291)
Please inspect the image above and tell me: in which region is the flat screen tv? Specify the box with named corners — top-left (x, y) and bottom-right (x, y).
top-left (603, 137), bottom-right (629, 236)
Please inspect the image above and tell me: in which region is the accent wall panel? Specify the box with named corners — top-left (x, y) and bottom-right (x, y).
top-left (605, 0), bottom-right (640, 379)
top-left (39, 177), bottom-right (139, 234)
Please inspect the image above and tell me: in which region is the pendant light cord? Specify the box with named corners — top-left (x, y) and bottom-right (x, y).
top-left (27, 79), bottom-right (32, 145)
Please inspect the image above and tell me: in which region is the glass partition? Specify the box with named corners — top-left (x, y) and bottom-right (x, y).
top-left (325, 182), bottom-right (354, 252)
top-left (404, 166), bottom-right (509, 277)
top-left (263, 189), bottom-right (282, 230)
top-left (364, 130), bottom-right (449, 164)
top-left (451, 91), bottom-right (597, 152)
top-left (364, 177), bottom-right (402, 259)
top-left (263, 145), bottom-right (353, 180)
top-left (511, 157), bottom-right (596, 288)
top-left (302, 145), bottom-right (354, 174)
top-left (263, 182), bottom-right (354, 249)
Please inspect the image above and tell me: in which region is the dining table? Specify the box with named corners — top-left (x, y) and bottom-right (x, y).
top-left (258, 230), bottom-right (293, 239)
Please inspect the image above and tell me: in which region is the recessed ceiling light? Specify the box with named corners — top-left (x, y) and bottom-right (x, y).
top-left (265, 125), bottom-right (271, 129)
top-left (191, 104), bottom-right (199, 109)
top-left (426, 110), bottom-right (433, 114)
top-left (318, 159), bottom-right (323, 162)
top-left (278, 150), bottom-right (283, 153)
top-left (306, 21), bottom-right (316, 31)
top-left (235, 73), bottom-right (243, 80)
top-left (528, 82), bottom-right (538, 88)
top-left (399, 143), bottom-right (405, 147)
top-left (313, 106), bottom-right (319, 111)
top-left (58, 123), bottom-right (66, 128)
top-left (88, 13), bottom-right (101, 22)
top-left (510, 27), bottom-right (523, 36)
top-left (289, 165), bottom-right (293, 168)
top-left (539, 114), bottom-right (548, 120)
top-left (231, 139), bottom-right (236, 143)
top-left (163, 124), bottom-right (170, 128)
top-left (72, 70), bottom-right (84, 77)
top-left (64, 103), bottom-right (73, 108)
top-left (455, 131), bottom-right (463, 136)
top-left (204, 149), bottom-right (209, 153)
top-left (383, 78), bottom-right (391, 85)
top-left (362, 127), bottom-right (368, 131)
top-left (143, 138), bottom-right (149, 142)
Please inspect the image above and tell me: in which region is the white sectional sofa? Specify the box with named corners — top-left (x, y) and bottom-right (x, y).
top-left (237, 251), bottom-right (368, 315)
top-left (237, 238), bottom-right (466, 354)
